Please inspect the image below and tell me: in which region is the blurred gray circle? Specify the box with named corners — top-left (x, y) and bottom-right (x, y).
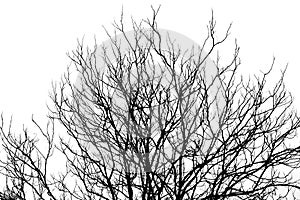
top-left (74, 28), bottom-right (223, 173)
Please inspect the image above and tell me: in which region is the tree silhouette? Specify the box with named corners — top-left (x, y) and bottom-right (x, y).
top-left (1, 7), bottom-right (300, 200)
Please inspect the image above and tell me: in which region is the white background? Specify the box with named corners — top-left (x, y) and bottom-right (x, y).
top-left (0, 0), bottom-right (299, 128)
top-left (0, 0), bottom-right (300, 196)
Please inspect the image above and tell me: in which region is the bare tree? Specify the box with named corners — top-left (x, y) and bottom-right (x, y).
top-left (1, 7), bottom-right (300, 200)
